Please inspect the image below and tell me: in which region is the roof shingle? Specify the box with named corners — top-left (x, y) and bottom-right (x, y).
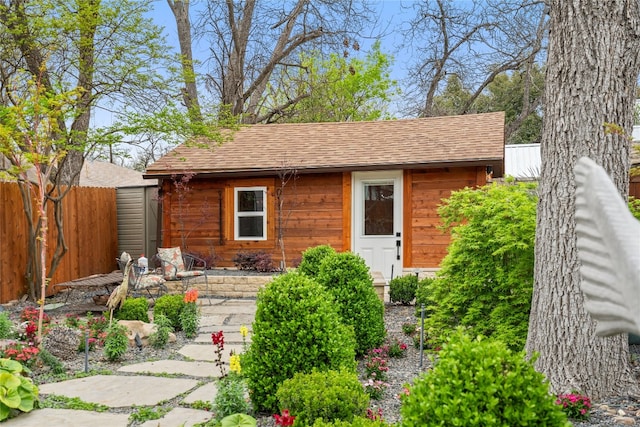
top-left (144, 112), bottom-right (505, 178)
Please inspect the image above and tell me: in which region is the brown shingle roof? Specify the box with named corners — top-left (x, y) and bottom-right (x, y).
top-left (144, 112), bottom-right (505, 179)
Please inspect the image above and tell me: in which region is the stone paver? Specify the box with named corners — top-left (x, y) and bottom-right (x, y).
top-left (183, 382), bottom-right (218, 404)
top-left (2, 408), bottom-right (129, 426)
top-left (38, 375), bottom-right (201, 407)
top-left (195, 331), bottom-right (250, 344)
top-left (139, 407), bottom-right (214, 427)
top-left (199, 315), bottom-right (229, 327)
top-left (179, 344), bottom-right (243, 362)
top-left (118, 360), bottom-right (221, 378)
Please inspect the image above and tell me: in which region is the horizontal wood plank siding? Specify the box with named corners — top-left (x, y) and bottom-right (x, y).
top-left (161, 173), bottom-right (347, 268)
top-left (407, 167), bottom-right (482, 268)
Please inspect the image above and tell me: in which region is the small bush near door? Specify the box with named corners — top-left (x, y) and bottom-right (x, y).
top-left (389, 275), bottom-right (418, 305)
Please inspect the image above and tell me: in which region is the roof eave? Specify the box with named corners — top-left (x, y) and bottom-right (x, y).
top-left (143, 158), bottom-right (504, 180)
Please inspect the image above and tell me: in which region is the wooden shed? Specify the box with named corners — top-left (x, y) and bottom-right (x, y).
top-left (144, 112), bottom-right (505, 280)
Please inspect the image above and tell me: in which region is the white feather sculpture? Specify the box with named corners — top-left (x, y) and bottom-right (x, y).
top-left (574, 157), bottom-right (640, 336)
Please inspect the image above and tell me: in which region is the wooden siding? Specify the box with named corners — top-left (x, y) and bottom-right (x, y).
top-left (159, 173), bottom-right (348, 268)
top-left (404, 167), bottom-right (486, 268)
top-left (0, 182), bottom-right (118, 303)
top-left (631, 174), bottom-right (640, 199)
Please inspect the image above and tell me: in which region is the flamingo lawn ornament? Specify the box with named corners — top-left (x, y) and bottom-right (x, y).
top-left (574, 157), bottom-right (640, 336)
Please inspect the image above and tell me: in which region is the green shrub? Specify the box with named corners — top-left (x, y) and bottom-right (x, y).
top-left (180, 302), bottom-right (199, 339)
top-left (214, 374), bottom-right (251, 420)
top-left (389, 275), bottom-right (418, 305)
top-left (103, 323), bottom-right (129, 361)
top-left (0, 358), bottom-right (38, 421)
top-left (148, 314), bottom-right (173, 349)
top-left (425, 182), bottom-right (537, 350)
top-left (298, 245), bottom-right (337, 277)
top-left (153, 294), bottom-right (186, 331)
top-left (400, 331), bottom-right (570, 427)
top-left (0, 312), bottom-right (13, 339)
top-left (244, 271), bottom-right (356, 413)
top-left (312, 417), bottom-right (387, 427)
top-left (115, 297), bottom-right (149, 323)
top-left (414, 277), bottom-right (435, 317)
top-left (316, 252), bottom-right (385, 355)
top-left (276, 369), bottom-right (369, 426)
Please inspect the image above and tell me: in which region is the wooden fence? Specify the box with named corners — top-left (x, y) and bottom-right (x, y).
top-left (0, 182), bottom-right (118, 303)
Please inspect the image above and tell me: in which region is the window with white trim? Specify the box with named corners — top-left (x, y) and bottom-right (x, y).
top-left (234, 187), bottom-right (267, 240)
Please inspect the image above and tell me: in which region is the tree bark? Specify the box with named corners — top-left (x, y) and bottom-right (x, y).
top-left (167, 0), bottom-right (202, 122)
top-left (526, 0), bottom-right (640, 400)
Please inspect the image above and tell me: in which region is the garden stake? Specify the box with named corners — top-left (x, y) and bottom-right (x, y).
top-left (420, 304), bottom-right (425, 368)
top-left (84, 330), bottom-right (89, 373)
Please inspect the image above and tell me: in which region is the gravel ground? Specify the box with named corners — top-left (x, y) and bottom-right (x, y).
top-left (3, 292), bottom-right (640, 426)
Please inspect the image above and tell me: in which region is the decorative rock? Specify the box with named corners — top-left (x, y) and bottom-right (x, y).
top-left (613, 416), bottom-right (636, 425)
top-left (619, 409), bottom-right (628, 416)
top-left (117, 320), bottom-right (176, 347)
top-left (42, 326), bottom-right (81, 361)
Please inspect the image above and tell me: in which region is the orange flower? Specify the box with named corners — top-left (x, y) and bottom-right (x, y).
top-left (184, 288), bottom-right (199, 303)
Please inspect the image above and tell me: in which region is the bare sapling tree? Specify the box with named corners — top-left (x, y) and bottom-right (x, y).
top-left (275, 161), bottom-right (299, 270)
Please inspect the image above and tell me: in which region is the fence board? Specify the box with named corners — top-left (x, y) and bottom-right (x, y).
top-left (0, 182), bottom-right (117, 303)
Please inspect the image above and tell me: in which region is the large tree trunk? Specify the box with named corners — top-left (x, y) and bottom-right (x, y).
top-left (526, 1), bottom-right (640, 400)
top-left (167, 0), bottom-right (202, 122)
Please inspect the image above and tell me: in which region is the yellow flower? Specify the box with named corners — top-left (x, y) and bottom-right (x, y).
top-left (229, 353), bottom-right (242, 374)
top-left (240, 325), bottom-right (248, 338)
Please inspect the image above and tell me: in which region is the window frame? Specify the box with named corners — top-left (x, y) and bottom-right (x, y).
top-left (234, 186), bottom-right (267, 240)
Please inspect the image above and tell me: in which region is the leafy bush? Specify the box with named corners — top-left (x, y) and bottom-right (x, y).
top-left (0, 312), bottom-right (13, 339)
top-left (232, 251), bottom-right (275, 272)
top-left (414, 277), bottom-right (435, 316)
top-left (389, 275), bottom-right (418, 305)
top-left (276, 369), bottom-right (369, 426)
top-left (425, 182), bottom-right (537, 350)
top-left (244, 271), bottom-right (357, 413)
top-left (148, 314), bottom-right (173, 349)
top-left (298, 245), bottom-right (337, 277)
top-left (629, 196), bottom-right (640, 220)
top-left (214, 374), bottom-right (251, 420)
top-left (400, 331), bottom-right (570, 427)
top-left (316, 252), bottom-right (385, 355)
top-left (115, 297), bottom-right (149, 323)
top-left (103, 323), bottom-right (129, 361)
top-left (0, 358), bottom-right (38, 421)
top-left (180, 303), bottom-right (199, 339)
top-left (153, 294), bottom-right (186, 331)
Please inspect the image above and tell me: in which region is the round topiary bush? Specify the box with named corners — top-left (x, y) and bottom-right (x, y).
top-left (389, 274), bottom-right (419, 305)
top-left (276, 369), bottom-right (369, 426)
top-left (115, 297), bottom-right (149, 323)
top-left (315, 252), bottom-right (385, 355)
top-left (153, 294), bottom-right (186, 331)
top-left (244, 271), bottom-right (357, 413)
top-left (298, 245), bottom-right (337, 277)
top-left (400, 330), bottom-right (571, 427)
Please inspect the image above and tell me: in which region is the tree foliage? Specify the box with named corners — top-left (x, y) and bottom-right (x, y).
top-left (424, 181), bottom-right (538, 350)
top-left (264, 41), bottom-right (398, 123)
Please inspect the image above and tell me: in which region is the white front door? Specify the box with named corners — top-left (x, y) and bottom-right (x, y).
top-left (353, 171), bottom-right (403, 281)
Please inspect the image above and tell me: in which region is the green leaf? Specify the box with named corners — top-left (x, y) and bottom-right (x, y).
top-left (220, 413), bottom-right (257, 427)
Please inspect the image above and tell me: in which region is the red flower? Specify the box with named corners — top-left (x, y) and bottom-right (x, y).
top-left (211, 331), bottom-right (224, 348)
top-left (274, 409), bottom-right (295, 426)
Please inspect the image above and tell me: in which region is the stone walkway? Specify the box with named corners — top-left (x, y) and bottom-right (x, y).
top-left (4, 298), bottom-right (256, 427)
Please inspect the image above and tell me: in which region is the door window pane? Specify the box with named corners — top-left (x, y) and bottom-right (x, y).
top-left (364, 183), bottom-right (394, 235)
